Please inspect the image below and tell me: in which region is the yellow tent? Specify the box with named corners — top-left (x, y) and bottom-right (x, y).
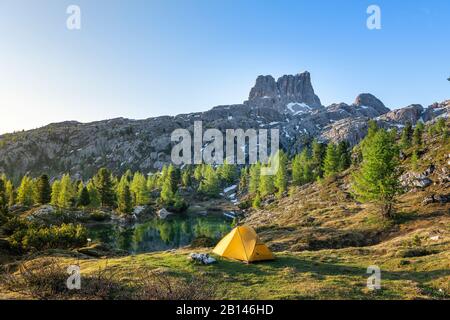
top-left (212, 225), bottom-right (274, 263)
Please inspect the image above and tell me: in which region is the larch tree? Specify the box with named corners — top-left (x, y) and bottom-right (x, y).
top-left (352, 128), bottom-right (400, 218)
top-left (322, 143), bottom-right (339, 178)
top-left (274, 150), bottom-right (288, 198)
top-left (17, 175), bottom-right (34, 206)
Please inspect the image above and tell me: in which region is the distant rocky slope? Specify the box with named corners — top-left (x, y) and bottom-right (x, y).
top-left (0, 71), bottom-right (448, 181)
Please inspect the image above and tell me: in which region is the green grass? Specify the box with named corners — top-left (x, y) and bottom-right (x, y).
top-left (20, 244), bottom-right (445, 300)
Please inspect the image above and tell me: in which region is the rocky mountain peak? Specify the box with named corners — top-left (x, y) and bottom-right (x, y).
top-left (354, 93), bottom-right (390, 114)
top-left (246, 71), bottom-right (322, 113)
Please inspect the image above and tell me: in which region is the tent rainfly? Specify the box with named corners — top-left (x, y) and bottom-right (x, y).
top-left (212, 225), bottom-right (274, 263)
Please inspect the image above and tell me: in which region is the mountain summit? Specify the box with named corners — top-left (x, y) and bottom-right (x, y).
top-left (246, 71), bottom-right (322, 113)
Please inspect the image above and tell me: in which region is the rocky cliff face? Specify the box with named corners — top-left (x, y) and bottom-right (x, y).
top-left (0, 71), bottom-right (448, 181)
top-left (246, 71), bottom-right (322, 113)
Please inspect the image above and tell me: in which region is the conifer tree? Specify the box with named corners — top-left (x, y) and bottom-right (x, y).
top-left (51, 180), bottom-right (61, 206)
top-left (292, 148), bottom-right (313, 185)
top-left (78, 186), bottom-right (91, 207)
top-left (130, 172), bottom-right (149, 206)
top-left (160, 177), bottom-right (174, 205)
top-left (198, 165), bottom-right (220, 197)
top-left (167, 165), bottom-right (180, 193)
top-left (311, 139), bottom-right (326, 179)
top-left (87, 180), bottom-right (101, 208)
top-left (238, 167), bottom-right (249, 193)
top-left (413, 124), bottom-right (423, 148)
top-left (274, 150), bottom-right (288, 198)
top-left (337, 141), bottom-right (351, 171)
top-left (400, 121), bottom-right (413, 149)
top-left (118, 184), bottom-right (133, 214)
top-left (218, 160), bottom-right (237, 185)
top-left (0, 179), bottom-right (7, 216)
top-left (17, 175), bottom-right (34, 206)
top-left (259, 163), bottom-right (274, 198)
top-left (58, 174), bottom-right (74, 208)
top-left (252, 193), bottom-right (261, 209)
top-left (5, 180), bottom-right (14, 207)
top-left (181, 169), bottom-right (191, 188)
top-left (94, 168), bottom-right (116, 207)
top-left (248, 162), bottom-right (261, 194)
top-left (35, 174), bottom-right (52, 205)
top-left (323, 143), bottom-right (339, 178)
top-left (352, 129), bottom-right (400, 218)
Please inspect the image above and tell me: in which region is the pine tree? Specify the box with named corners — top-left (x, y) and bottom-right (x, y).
top-left (274, 150), bottom-right (288, 198)
top-left (400, 121), bottom-right (413, 149)
top-left (412, 124), bottom-right (423, 148)
top-left (17, 175), bottom-right (34, 206)
top-left (352, 129), bottom-right (400, 218)
top-left (87, 180), bottom-right (101, 208)
top-left (292, 148), bottom-right (313, 185)
top-left (181, 169), bottom-right (191, 188)
top-left (160, 177), bottom-right (174, 205)
top-left (0, 179), bottom-right (7, 215)
top-left (238, 167), bottom-right (249, 193)
top-left (259, 163), bottom-right (274, 198)
top-left (218, 160), bottom-right (237, 185)
top-left (167, 165), bottom-right (180, 193)
top-left (130, 172), bottom-right (149, 206)
top-left (58, 174), bottom-right (74, 208)
top-left (5, 180), bottom-right (14, 207)
top-left (35, 174), bottom-right (51, 205)
top-left (311, 139), bottom-right (326, 179)
top-left (248, 162), bottom-right (261, 194)
top-left (252, 193), bottom-right (261, 209)
top-left (198, 165), bottom-right (220, 197)
top-left (323, 143), bottom-right (339, 178)
top-left (337, 141), bottom-right (351, 171)
top-left (78, 186), bottom-right (91, 207)
top-left (94, 168), bottom-right (116, 207)
top-left (193, 164), bottom-right (204, 183)
top-left (118, 184), bottom-right (133, 214)
top-left (51, 180), bottom-right (61, 206)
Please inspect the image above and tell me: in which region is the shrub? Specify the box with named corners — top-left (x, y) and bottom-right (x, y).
top-left (9, 223), bottom-right (87, 252)
top-left (90, 211), bottom-right (110, 222)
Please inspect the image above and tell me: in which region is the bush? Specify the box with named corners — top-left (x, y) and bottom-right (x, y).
top-left (9, 223), bottom-right (87, 252)
top-left (89, 211), bottom-right (110, 222)
top-left (1, 216), bottom-right (29, 236)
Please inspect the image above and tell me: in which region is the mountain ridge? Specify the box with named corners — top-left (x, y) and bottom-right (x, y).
top-left (0, 71), bottom-right (448, 181)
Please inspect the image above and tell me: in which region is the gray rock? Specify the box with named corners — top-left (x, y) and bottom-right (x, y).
top-left (157, 208), bottom-right (173, 219)
top-left (378, 104), bottom-right (424, 125)
top-left (354, 93), bottom-right (390, 115)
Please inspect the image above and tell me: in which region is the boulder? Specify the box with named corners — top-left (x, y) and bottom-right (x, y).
top-left (400, 172), bottom-right (432, 189)
top-left (157, 208), bottom-right (173, 219)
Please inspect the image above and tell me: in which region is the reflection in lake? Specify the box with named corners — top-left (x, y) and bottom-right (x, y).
top-left (88, 215), bottom-right (231, 253)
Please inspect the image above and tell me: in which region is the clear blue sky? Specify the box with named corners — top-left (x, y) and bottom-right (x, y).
top-left (0, 0), bottom-right (449, 134)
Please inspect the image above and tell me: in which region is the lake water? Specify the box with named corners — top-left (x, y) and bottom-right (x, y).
top-left (87, 214), bottom-right (232, 254)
